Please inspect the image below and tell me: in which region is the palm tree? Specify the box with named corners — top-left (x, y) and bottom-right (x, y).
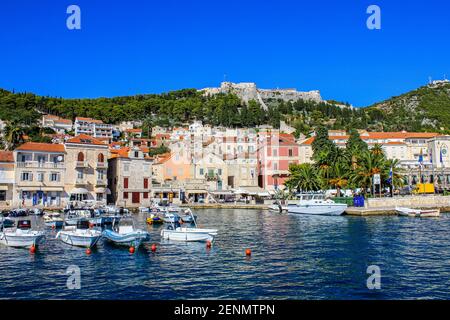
top-left (349, 150), bottom-right (383, 196)
top-left (285, 163), bottom-right (322, 192)
top-left (328, 161), bottom-right (349, 197)
top-left (3, 122), bottom-right (25, 150)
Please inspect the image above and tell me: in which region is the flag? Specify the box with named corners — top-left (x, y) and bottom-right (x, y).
top-left (387, 166), bottom-right (393, 185)
top-left (430, 149), bottom-right (433, 164)
top-left (440, 148), bottom-right (444, 164)
top-left (418, 149), bottom-right (424, 166)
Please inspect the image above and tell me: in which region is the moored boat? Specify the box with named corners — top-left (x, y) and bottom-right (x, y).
top-left (43, 211), bottom-right (64, 228)
top-left (160, 209), bottom-right (217, 242)
top-left (287, 194), bottom-right (347, 216)
top-left (56, 219), bottom-right (102, 248)
top-left (102, 217), bottom-right (149, 249)
top-left (146, 213), bottom-right (164, 225)
top-left (396, 207), bottom-right (440, 218)
top-left (180, 208), bottom-right (197, 223)
top-left (0, 219), bottom-right (45, 248)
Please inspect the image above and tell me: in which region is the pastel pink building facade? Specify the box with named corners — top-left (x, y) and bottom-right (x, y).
top-left (257, 132), bottom-right (299, 191)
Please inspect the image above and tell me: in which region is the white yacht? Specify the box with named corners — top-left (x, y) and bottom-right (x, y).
top-left (287, 194), bottom-right (347, 216)
top-left (56, 219), bottom-right (102, 248)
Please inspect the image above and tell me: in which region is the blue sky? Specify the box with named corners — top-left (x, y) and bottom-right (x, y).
top-left (0, 0), bottom-right (449, 107)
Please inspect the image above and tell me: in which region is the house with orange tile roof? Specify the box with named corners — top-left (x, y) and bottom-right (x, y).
top-left (74, 117), bottom-right (113, 141)
top-left (13, 142), bottom-right (66, 208)
top-left (64, 134), bottom-right (110, 206)
top-left (0, 151), bottom-right (15, 208)
top-left (108, 146), bottom-right (153, 207)
top-left (42, 114), bottom-right (73, 134)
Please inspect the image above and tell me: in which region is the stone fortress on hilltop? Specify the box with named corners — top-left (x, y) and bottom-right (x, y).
top-left (200, 82), bottom-right (323, 110)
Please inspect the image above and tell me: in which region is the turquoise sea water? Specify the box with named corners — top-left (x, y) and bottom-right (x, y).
top-left (1, 209), bottom-right (450, 300)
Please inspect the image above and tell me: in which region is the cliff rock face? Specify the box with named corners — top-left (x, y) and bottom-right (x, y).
top-left (201, 82), bottom-right (323, 110)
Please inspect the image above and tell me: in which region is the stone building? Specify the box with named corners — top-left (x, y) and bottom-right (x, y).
top-left (0, 151), bottom-right (15, 208)
top-left (108, 147), bottom-right (153, 207)
top-left (64, 134), bottom-right (109, 206)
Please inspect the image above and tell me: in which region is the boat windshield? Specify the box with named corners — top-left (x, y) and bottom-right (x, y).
top-left (296, 194), bottom-right (325, 201)
top-left (17, 220), bottom-right (32, 230)
top-left (76, 219), bottom-right (91, 230)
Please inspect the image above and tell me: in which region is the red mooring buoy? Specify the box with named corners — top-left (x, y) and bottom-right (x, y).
top-left (29, 245), bottom-right (36, 254)
top-left (151, 244), bottom-right (157, 252)
top-left (129, 246), bottom-right (135, 254)
top-left (245, 249), bottom-right (252, 256)
top-left (206, 240), bottom-right (212, 249)
top-left (86, 248), bottom-right (92, 255)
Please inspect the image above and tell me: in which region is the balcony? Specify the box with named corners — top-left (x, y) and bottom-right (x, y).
top-left (17, 161), bottom-right (65, 169)
top-left (76, 161), bottom-right (88, 168)
top-left (205, 174), bottom-right (220, 181)
top-left (96, 179), bottom-right (107, 186)
top-left (96, 162), bottom-right (108, 169)
top-left (75, 179), bottom-right (88, 185)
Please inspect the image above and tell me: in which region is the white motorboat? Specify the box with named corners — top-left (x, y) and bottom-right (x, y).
top-left (163, 211), bottom-right (181, 223)
top-left (396, 207), bottom-right (440, 218)
top-left (64, 209), bottom-right (94, 226)
top-left (43, 211), bottom-right (64, 228)
top-left (287, 194), bottom-right (347, 216)
top-left (160, 210), bottom-right (218, 242)
top-left (102, 217), bottom-right (149, 249)
top-left (56, 219), bottom-right (102, 248)
top-left (0, 220), bottom-right (45, 248)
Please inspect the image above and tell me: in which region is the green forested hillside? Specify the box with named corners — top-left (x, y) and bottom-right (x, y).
top-left (1, 83), bottom-right (449, 137)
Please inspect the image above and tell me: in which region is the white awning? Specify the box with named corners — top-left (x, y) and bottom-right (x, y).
top-left (0, 186), bottom-right (9, 191)
top-left (70, 188), bottom-right (89, 194)
top-left (95, 187), bottom-right (112, 195)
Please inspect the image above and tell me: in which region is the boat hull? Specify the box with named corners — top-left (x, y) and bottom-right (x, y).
top-left (0, 232), bottom-right (44, 248)
top-left (288, 204), bottom-right (347, 216)
top-left (56, 231), bottom-right (102, 248)
top-left (102, 230), bottom-right (149, 248)
top-left (161, 229), bottom-right (214, 242)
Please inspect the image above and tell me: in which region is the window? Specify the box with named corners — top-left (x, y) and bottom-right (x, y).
top-left (288, 149), bottom-right (293, 157)
top-left (124, 163), bottom-right (130, 172)
top-left (124, 178), bottom-right (129, 189)
top-left (37, 172), bottom-right (45, 182)
top-left (21, 172), bottom-right (32, 181)
top-left (98, 170), bottom-right (104, 180)
top-left (123, 192), bottom-right (128, 199)
top-left (134, 151), bottom-right (139, 158)
top-left (50, 173), bottom-right (59, 182)
top-left (143, 192), bottom-right (149, 199)
top-left (98, 153), bottom-right (104, 163)
top-left (218, 169), bottom-right (222, 175)
top-left (273, 163), bottom-right (278, 170)
top-left (273, 149), bottom-right (278, 157)
top-left (199, 168), bottom-right (204, 175)
top-left (77, 170), bottom-right (84, 179)
top-left (0, 191), bottom-right (6, 201)
top-left (96, 193), bottom-right (104, 201)
top-left (144, 178), bottom-right (148, 189)
top-left (77, 152), bottom-right (84, 162)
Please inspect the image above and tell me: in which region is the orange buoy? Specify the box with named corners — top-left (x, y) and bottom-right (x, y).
top-left (86, 248), bottom-right (92, 255)
top-left (129, 246), bottom-right (135, 254)
top-left (29, 245), bottom-right (36, 254)
top-left (89, 223), bottom-right (94, 229)
top-left (206, 240), bottom-right (212, 249)
top-left (151, 244), bottom-right (157, 252)
top-left (245, 249), bottom-right (252, 256)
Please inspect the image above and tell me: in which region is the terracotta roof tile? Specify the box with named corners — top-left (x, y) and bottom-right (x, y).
top-left (0, 151), bottom-right (14, 162)
top-left (15, 142), bottom-right (65, 153)
top-left (66, 134), bottom-right (106, 146)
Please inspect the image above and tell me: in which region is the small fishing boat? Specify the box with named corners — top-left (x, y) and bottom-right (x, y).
top-left (29, 208), bottom-right (44, 216)
top-left (56, 219), bottom-right (102, 248)
top-left (64, 209), bottom-right (94, 226)
top-left (180, 208), bottom-right (197, 223)
top-left (8, 209), bottom-right (29, 218)
top-left (0, 219), bottom-right (45, 248)
top-left (146, 213), bottom-right (164, 225)
top-left (102, 217), bottom-right (149, 249)
top-left (43, 211), bottom-right (64, 228)
top-left (163, 211), bottom-right (181, 223)
top-left (396, 207), bottom-right (440, 218)
top-left (160, 210), bottom-right (218, 242)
